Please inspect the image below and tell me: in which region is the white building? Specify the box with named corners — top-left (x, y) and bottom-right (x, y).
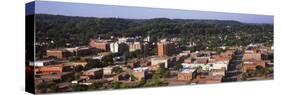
top-left (128, 42), bottom-right (142, 52)
top-left (29, 60), bottom-right (54, 67)
top-left (118, 37), bottom-right (135, 43)
top-left (103, 65), bottom-right (120, 75)
top-left (181, 62), bottom-right (228, 71)
top-left (110, 42), bottom-right (119, 53)
top-left (133, 67), bottom-right (149, 72)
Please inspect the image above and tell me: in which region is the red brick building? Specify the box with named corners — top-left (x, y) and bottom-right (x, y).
top-left (46, 50), bottom-right (72, 59)
top-left (241, 59), bottom-right (266, 72)
top-left (177, 69), bottom-right (197, 81)
top-left (157, 42), bottom-right (175, 57)
top-left (89, 39), bottom-right (109, 51)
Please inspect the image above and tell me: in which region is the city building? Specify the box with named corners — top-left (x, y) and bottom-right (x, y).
top-left (181, 62), bottom-right (228, 71)
top-left (47, 47), bottom-right (94, 58)
top-left (157, 42), bottom-right (175, 57)
top-left (103, 66), bottom-right (120, 75)
top-left (89, 39), bottom-right (110, 51)
top-left (38, 72), bottom-right (73, 81)
top-left (63, 61), bottom-right (88, 68)
top-left (149, 62), bottom-right (165, 71)
top-left (132, 67), bottom-right (149, 80)
top-left (118, 37), bottom-right (135, 43)
top-left (242, 51), bottom-right (262, 61)
top-left (65, 47), bottom-right (94, 56)
top-left (35, 66), bottom-right (63, 74)
top-left (177, 68), bottom-right (197, 81)
top-left (82, 68), bottom-right (103, 79)
top-left (127, 59), bottom-right (141, 68)
top-left (241, 59), bottom-right (266, 72)
top-left (151, 57), bottom-right (175, 68)
top-left (110, 42), bottom-right (129, 53)
top-left (29, 59), bottom-right (55, 67)
top-left (128, 42), bottom-right (142, 52)
top-left (209, 68), bottom-right (226, 76)
top-left (46, 49), bottom-right (72, 59)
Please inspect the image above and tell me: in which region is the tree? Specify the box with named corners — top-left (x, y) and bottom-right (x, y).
top-left (110, 81), bottom-right (121, 89)
top-left (130, 75), bottom-right (137, 81)
top-left (153, 68), bottom-right (169, 79)
top-left (88, 81), bottom-right (103, 90)
top-left (71, 84), bottom-right (88, 91)
top-left (36, 83), bottom-right (49, 93)
top-left (74, 65), bottom-right (84, 72)
top-left (255, 65), bottom-right (266, 75)
top-left (112, 67), bottom-right (123, 74)
top-left (174, 62), bottom-right (183, 70)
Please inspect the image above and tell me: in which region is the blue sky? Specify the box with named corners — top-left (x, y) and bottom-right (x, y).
top-left (26, 1), bottom-right (273, 24)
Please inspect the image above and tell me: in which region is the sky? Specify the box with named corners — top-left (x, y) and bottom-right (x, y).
top-left (26, 1), bottom-right (273, 24)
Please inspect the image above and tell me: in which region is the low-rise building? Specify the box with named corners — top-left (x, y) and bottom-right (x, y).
top-left (35, 66), bottom-right (63, 74)
top-left (47, 49), bottom-right (72, 59)
top-left (177, 68), bottom-right (197, 81)
top-left (243, 50), bottom-right (262, 61)
top-left (29, 60), bottom-right (55, 67)
top-left (128, 42), bottom-right (142, 52)
top-left (181, 62), bottom-right (228, 71)
top-left (63, 61), bottom-right (88, 68)
top-left (209, 68), bottom-right (225, 76)
top-left (110, 42), bottom-right (129, 53)
top-left (82, 68), bottom-right (103, 79)
top-left (103, 66), bottom-right (120, 75)
top-left (89, 39), bottom-right (110, 51)
top-left (47, 47), bottom-right (94, 58)
top-left (241, 59), bottom-right (266, 72)
top-left (131, 67), bottom-right (149, 80)
top-left (151, 57), bottom-right (175, 68)
top-left (39, 72), bottom-right (73, 81)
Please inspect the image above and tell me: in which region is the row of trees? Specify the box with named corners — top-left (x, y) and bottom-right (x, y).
top-left (34, 14), bottom-right (273, 50)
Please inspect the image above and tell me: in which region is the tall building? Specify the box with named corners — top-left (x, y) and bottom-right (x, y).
top-left (157, 42), bottom-right (175, 57)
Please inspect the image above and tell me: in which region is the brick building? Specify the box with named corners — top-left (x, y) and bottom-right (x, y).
top-left (157, 42), bottom-right (175, 57)
top-left (89, 39), bottom-right (109, 51)
top-left (82, 68), bottom-right (103, 79)
top-left (177, 69), bottom-right (197, 81)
